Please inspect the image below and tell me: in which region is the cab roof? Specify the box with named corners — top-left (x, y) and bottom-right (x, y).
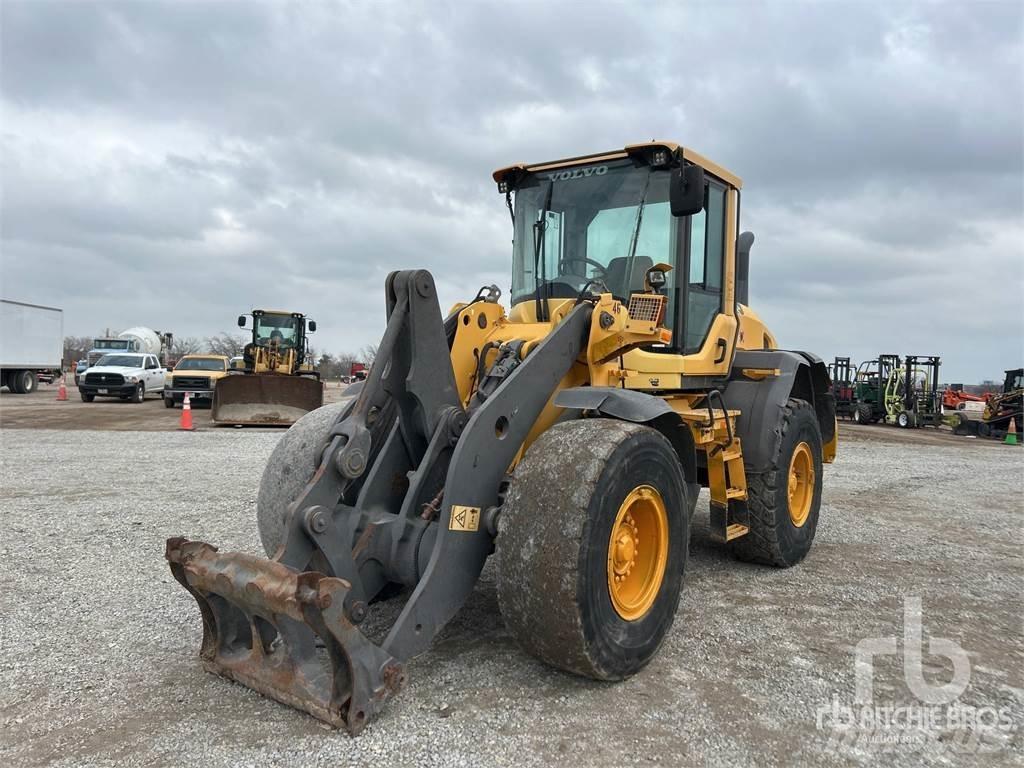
top-left (492, 140), bottom-right (742, 190)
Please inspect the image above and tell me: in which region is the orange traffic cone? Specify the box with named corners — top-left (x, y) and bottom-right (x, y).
top-left (1006, 417), bottom-right (1019, 446)
top-left (179, 392), bottom-right (195, 431)
top-left (56, 375), bottom-right (68, 401)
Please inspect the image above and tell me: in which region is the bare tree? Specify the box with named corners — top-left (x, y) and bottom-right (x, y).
top-left (206, 332), bottom-right (247, 357)
top-left (316, 351), bottom-right (340, 378)
top-left (336, 351), bottom-right (358, 376)
top-left (170, 336), bottom-right (205, 357)
top-left (359, 344), bottom-right (378, 367)
top-left (63, 335), bottom-right (93, 366)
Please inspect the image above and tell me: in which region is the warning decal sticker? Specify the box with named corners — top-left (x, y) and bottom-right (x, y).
top-left (449, 505), bottom-right (481, 532)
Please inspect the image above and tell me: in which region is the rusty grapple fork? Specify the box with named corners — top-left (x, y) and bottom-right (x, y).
top-left (166, 270), bottom-right (591, 733)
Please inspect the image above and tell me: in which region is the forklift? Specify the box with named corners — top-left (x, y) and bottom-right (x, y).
top-left (899, 355), bottom-right (942, 428)
top-left (829, 357), bottom-right (856, 420)
top-left (852, 354), bottom-right (901, 424)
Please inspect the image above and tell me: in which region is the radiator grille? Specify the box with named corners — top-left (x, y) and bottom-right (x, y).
top-left (84, 372), bottom-right (125, 386)
top-left (173, 376), bottom-right (211, 390)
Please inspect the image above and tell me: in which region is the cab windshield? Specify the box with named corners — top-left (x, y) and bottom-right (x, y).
top-left (175, 358), bottom-right (226, 372)
top-left (95, 340), bottom-right (130, 351)
top-left (96, 354), bottom-right (144, 367)
top-left (510, 159), bottom-right (677, 306)
top-left (255, 314), bottom-right (300, 348)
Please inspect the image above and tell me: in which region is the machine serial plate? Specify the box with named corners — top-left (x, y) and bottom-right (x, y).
top-left (449, 505), bottom-right (481, 532)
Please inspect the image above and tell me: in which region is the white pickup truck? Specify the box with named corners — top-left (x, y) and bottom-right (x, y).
top-left (77, 352), bottom-right (167, 403)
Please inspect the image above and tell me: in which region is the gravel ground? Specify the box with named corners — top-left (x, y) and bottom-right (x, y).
top-left (1, 424), bottom-right (1021, 766)
top-left (0, 381), bottom-right (350, 431)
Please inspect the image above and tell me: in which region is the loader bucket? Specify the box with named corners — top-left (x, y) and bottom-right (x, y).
top-left (212, 374), bottom-right (323, 426)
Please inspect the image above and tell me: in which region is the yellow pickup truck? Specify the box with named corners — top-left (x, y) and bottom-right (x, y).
top-left (163, 355), bottom-right (231, 408)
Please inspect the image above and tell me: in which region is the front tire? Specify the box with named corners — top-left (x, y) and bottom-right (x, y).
top-left (164, 396), bottom-right (176, 408)
top-left (730, 398), bottom-right (823, 567)
top-left (256, 400), bottom-right (354, 555)
top-left (497, 419), bottom-right (688, 680)
top-left (132, 383), bottom-right (145, 403)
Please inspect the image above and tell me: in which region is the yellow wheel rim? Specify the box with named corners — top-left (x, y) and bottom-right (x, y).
top-left (607, 485), bottom-right (669, 621)
top-left (788, 441), bottom-right (815, 527)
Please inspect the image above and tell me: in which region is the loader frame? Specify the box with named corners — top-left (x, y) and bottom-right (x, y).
top-left (168, 270), bottom-right (591, 732)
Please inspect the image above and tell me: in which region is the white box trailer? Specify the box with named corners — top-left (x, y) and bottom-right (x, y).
top-left (1, 299), bottom-right (64, 394)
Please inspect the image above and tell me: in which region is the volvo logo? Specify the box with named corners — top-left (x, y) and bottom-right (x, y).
top-left (543, 165), bottom-right (608, 182)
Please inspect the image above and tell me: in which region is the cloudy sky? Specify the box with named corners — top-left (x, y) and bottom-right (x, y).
top-left (1, 0), bottom-right (1021, 382)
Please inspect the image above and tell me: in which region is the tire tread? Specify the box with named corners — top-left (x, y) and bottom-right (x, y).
top-left (730, 398), bottom-right (820, 567)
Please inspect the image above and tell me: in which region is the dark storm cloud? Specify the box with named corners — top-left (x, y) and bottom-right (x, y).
top-left (1, 0), bottom-right (1021, 380)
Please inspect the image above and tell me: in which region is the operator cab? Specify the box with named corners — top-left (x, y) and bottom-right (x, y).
top-left (249, 311), bottom-right (302, 348)
top-left (495, 142), bottom-right (743, 357)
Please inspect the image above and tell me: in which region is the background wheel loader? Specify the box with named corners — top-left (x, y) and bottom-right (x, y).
top-left (211, 309), bottom-right (323, 425)
top-left (167, 142), bottom-right (837, 734)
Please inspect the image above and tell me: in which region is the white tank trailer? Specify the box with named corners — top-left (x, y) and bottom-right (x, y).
top-left (87, 327), bottom-right (174, 367)
top-left (1, 299), bottom-right (64, 394)
top-left (118, 327), bottom-right (167, 356)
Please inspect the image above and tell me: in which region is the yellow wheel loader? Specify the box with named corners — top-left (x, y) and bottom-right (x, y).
top-left (211, 309), bottom-right (324, 425)
top-left (167, 142), bottom-right (838, 733)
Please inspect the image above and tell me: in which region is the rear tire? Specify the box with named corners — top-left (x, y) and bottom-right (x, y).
top-left (730, 398), bottom-right (823, 567)
top-left (497, 419), bottom-right (688, 680)
top-left (20, 371), bottom-right (37, 394)
top-left (80, 392), bottom-right (94, 402)
top-left (853, 403), bottom-right (873, 424)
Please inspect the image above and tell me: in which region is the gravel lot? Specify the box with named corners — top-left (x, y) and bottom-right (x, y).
top-left (0, 381), bottom-right (349, 431)
top-left (1, 423), bottom-right (1021, 766)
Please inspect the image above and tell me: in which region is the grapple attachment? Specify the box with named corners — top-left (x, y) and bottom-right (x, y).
top-left (166, 538), bottom-right (403, 733)
top-left (212, 374), bottom-right (323, 426)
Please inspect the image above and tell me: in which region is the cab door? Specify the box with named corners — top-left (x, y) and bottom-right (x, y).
top-left (145, 356), bottom-right (163, 391)
top-left (678, 181), bottom-right (737, 377)
top-left (617, 178), bottom-right (740, 389)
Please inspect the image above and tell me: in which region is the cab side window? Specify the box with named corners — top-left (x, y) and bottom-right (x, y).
top-left (684, 183), bottom-right (726, 353)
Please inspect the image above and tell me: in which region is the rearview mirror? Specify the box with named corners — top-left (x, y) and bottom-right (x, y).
top-left (670, 165), bottom-right (705, 217)
top-left (308, 320), bottom-right (317, 332)
top-left (237, 315), bottom-right (246, 327)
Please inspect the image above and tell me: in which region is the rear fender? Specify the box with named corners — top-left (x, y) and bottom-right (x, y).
top-left (721, 350), bottom-right (836, 473)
